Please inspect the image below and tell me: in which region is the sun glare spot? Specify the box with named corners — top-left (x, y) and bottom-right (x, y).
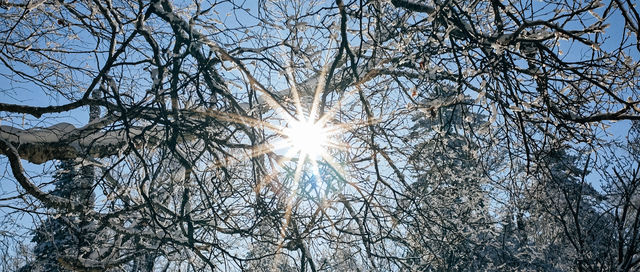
top-left (285, 119), bottom-right (328, 159)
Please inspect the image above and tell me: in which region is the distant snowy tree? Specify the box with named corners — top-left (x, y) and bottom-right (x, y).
top-left (399, 86), bottom-right (493, 271)
top-left (19, 161), bottom-right (96, 272)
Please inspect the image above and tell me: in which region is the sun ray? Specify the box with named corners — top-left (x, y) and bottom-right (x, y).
top-left (309, 47), bottom-right (333, 121)
top-left (204, 109), bottom-right (284, 132)
top-left (247, 140), bottom-right (289, 159)
top-left (327, 117), bottom-right (381, 134)
top-left (275, 150), bottom-right (306, 262)
top-left (323, 141), bottom-right (350, 151)
top-left (285, 66), bottom-right (305, 119)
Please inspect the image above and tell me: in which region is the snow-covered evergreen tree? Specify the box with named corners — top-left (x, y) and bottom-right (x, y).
top-left (19, 160), bottom-right (96, 271)
top-left (401, 85), bottom-right (493, 271)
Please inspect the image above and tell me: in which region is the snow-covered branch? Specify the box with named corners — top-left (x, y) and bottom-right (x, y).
top-left (0, 118), bottom-right (163, 164)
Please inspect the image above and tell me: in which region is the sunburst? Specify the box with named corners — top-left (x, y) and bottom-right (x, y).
top-left (202, 83), bottom-right (356, 189)
top-left (203, 55), bottom-right (378, 265)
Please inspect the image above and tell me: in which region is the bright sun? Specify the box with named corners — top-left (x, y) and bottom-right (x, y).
top-left (205, 63), bottom-right (377, 263)
top-left (284, 119), bottom-right (328, 160)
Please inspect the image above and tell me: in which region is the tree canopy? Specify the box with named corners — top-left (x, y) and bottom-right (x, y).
top-left (0, 0), bottom-right (639, 271)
